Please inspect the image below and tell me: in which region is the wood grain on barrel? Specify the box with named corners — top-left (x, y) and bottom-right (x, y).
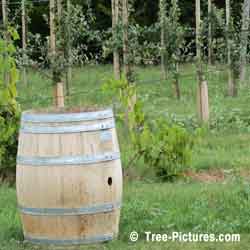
top-left (21, 211), bottom-right (120, 239)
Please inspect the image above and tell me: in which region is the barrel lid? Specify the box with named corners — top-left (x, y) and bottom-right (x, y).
top-left (21, 108), bottom-right (114, 123)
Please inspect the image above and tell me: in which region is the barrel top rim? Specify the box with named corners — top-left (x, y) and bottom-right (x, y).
top-left (22, 106), bottom-right (112, 115)
top-left (21, 107), bottom-right (114, 123)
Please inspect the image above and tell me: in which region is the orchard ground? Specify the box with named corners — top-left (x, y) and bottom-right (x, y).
top-left (1, 63), bottom-right (250, 249)
top-left (18, 63), bottom-right (250, 175)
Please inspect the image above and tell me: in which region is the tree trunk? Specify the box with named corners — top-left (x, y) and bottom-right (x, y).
top-left (122, 0), bottom-right (136, 125)
top-left (226, 0), bottom-right (235, 97)
top-left (112, 0), bottom-right (121, 80)
top-left (22, 0), bottom-right (27, 86)
top-left (208, 0), bottom-right (212, 66)
top-left (49, 0), bottom-right (56, 62)
top-left (240, 0), bottom-right (250, 84)
top-left (159, 0), bottom-right (167, 80)
top-left (57, 0), bottom-right (62, 17)
top-left (196, 0), bottom-right (210, 122)
top-left (2, 0), bottom-right (10, 85)
top-left (196, 0), bottom-right (201, 63)
top-left (65, 0), bottom-right (72, 96)
top-left (161, 30), bottom-right (166, 80)
top-left (122, 0), bottom-right (131, 82)
top-left (50, 0), bottom-right (64, 108)
top-left (2, 0), bottom-right (7, 28)
top-left (173, 63), bottom-right (181, 100)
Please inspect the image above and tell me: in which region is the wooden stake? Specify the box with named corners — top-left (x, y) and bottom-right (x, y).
top-left (201, 81), bottom-right (209, 122)
top-left (53, 82), bottom-right (64, 108)
top-left (22, 0), bottom-right (27, 85)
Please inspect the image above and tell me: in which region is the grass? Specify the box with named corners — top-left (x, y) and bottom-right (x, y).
top-left (1, 181), bottom-right (250, 250)
top-left (193, 133), bottom-right (250, 170)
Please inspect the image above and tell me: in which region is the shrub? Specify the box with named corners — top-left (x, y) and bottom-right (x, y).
top-left (102, 77), bottom-right (195, 180)
top-left (137, 118), bottom-right (194, 181)
top-left (0, 28), bottom-right (20, 176)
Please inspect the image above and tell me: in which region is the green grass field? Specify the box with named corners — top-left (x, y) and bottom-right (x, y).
top-left (1, 181), bottom-right (250, 250)
top-left (1, 64), bottom-right (250, 249)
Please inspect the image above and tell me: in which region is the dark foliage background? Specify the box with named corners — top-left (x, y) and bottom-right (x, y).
top-left (0, 0), bottom-right (244, 56)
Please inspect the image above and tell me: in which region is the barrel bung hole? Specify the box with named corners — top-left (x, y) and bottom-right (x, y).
top-left (108, 177), bottom-right (112, 186)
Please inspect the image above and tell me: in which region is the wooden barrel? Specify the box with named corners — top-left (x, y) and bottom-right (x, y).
top-left (16, 108), bottom-right (123, 245)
